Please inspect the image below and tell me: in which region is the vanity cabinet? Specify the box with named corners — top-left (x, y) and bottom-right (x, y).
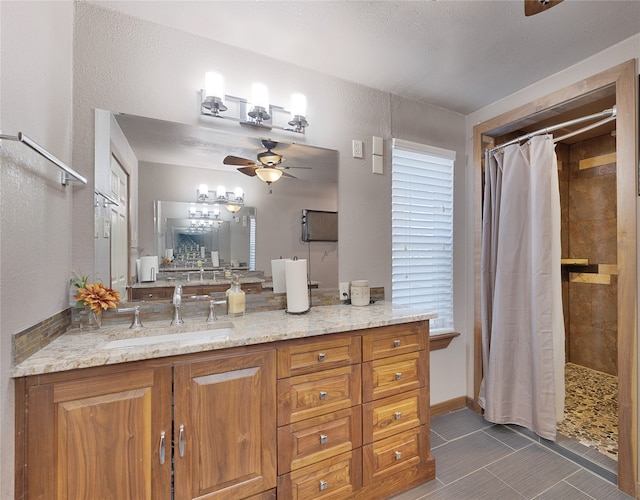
top-left (16, 348), bottom-right (276, 500)
top-left (275, 322), bottom-right (434, 499)
top-left (16, 320), bottom-right (433, 500)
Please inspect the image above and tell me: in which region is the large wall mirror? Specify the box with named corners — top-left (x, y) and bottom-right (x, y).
top-left (95, 110), bottom-right (339, 294)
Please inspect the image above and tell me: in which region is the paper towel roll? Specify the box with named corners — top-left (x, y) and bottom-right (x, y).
top-left (140, 256), bottom-right (158, 282)
top-left (285, 259), bottom-right (309, 313)
top-left (211, 251), bottom-right (219, 267)
top-left (271, 259), bottom-right (291, 294)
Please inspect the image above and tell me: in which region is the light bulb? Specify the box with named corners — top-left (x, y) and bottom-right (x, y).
top-left (290, 93), bottom-right (307, 118)
top-left (251, 83), bottom-right (269, 110)
top-left (204, 72), bottom-right (224, 100)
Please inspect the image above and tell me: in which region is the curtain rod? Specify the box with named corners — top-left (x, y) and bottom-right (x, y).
top-left (487, 106), bottom-right (616, 154)
top-left (0, 132), bottom-right (87, 185)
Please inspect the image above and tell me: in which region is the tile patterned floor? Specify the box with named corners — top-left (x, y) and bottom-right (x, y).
top-left (390, 409), bottom-right (631, 500)
top-left (558, 362), bottom-right (618, 461)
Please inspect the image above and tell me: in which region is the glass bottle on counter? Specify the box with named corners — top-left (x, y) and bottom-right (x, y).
top-left (226, 275), bottom-right (245, 317)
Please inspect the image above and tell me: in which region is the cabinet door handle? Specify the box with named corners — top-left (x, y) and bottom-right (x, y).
top-left (178, 424), bottom-right (185, 458)
top-left (395, 372), bottom-right (403, 380)
top-left (395, 451), bottom-right (402, 460)
top-left (393, 340), bottom-right (401, 348)
top-left (394, 411), bottom-right (402, 420)
top-left (319, 480), bottom-right (328, 491)
top-left (318, 352), bottom-right (326, 361)
top-left (320, 434), bottom-right (328, 444)
top-left (319, 391), bottom-right (328, 400)
top-left (159, 431), bottom-right (166, 465)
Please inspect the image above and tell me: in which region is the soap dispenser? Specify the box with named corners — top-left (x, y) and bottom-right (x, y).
top-left (227, 275), bottom-right (245, 317)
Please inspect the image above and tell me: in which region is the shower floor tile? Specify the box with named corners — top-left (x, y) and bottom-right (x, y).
top-left (558, 362), bottom-right (618, 461)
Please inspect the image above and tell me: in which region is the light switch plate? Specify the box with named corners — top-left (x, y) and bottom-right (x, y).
top-left (373, 155), bottom-right (383, 174)
top-left (373, 136), bottom-right (383, 156)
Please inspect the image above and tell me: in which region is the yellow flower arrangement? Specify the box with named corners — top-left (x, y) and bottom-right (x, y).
top-left (75, 282), bottom-right (121, 315)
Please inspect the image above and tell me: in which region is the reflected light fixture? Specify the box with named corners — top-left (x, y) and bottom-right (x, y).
top-left (247, 82), bottom-right (270, 125)
top-left (255, 167), bottom-right (283, 185)
top-left (196, 184), bottom-right (244, 212)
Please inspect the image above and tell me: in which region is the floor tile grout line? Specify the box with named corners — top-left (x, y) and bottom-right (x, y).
top-left (483, 466), bottom-right (528, 499)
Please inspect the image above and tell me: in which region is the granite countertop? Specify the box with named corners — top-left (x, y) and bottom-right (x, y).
top-left (12, 302), bottom-right (436, 378)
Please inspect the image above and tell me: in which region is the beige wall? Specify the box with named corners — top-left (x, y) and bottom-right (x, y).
top-left (0, 2), bottom-right (74, 497)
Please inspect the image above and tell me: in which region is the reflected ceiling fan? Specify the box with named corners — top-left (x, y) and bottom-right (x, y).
top-left (525, 0), bottom-right (563, 16)
top-left (223, 139), bottom-right (310, 185)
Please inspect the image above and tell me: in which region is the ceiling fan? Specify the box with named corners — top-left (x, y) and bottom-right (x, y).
top-left (223, 139), bottom-right (310, 185)
top-left (524, 0), bottom-right (563, 16)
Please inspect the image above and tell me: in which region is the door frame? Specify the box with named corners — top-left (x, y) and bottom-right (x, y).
top-left (472, 60), bottom-right (638, 496)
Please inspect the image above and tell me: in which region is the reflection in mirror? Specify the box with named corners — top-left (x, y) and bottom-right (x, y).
top-left (95, 110), bottom-right (339, 291)
top-left (156, 201), bottom-right (256, 270)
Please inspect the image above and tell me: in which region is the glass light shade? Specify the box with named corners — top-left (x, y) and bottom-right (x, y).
top-left (205, 72), bottom-right (224, 100)
top-left (234, 187), bottom-right (244, 199)
top-left (199, 183), bottom-right (208, 196)
top-left (213, 208), bottom-right (220, 217)
top-left (225, 203), bottom-right (242, 213)
top-left (251, 83), bottom-right (269, 110)
top-left (255, 167), bottom-right (283, 184)
top-left (189, 206), bottom-right (197, 215)
top-left (290, 93), bottom-right (307, 118)
top-left (216, 185), bottom-right (226, 198)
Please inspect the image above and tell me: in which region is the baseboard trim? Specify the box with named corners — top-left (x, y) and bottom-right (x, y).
top-left (430, 396), bottom-right (467, 417)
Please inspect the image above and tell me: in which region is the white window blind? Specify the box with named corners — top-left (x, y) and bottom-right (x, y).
top-left (391, 139), bottom-right (455, 332)
top-left (249, 215), bottom-right (256, 270)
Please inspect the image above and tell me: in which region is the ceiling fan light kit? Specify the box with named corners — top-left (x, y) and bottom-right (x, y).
top-left (200, 72), bottom-right (309, 133)
top-left (524, 0), bottom-right (564, 16)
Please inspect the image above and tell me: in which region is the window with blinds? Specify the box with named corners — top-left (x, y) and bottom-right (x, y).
top-left (391, 138), bottom-right (455, 333)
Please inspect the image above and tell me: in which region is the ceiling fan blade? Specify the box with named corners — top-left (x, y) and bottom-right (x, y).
top-left (281, 172), bottom-right (297, 179)
top-left (281, 165), bottom-right (312, 170)
top-left (524, 0), bottom-right (563, 16)
top-left (237, 166), bottom-right (258, 177)
top-left (224, 155), bottom-right (256, 166)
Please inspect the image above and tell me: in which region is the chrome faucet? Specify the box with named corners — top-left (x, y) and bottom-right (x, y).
top-left (171, 285), bottom-right (184, 325)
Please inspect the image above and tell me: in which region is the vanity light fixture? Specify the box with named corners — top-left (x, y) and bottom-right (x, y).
top-left (200, 72), bottom-right (309, 133)
top-left (201, 72), bottom-right (227, 117)
top-left (196, 184), bottom-right (244, 212)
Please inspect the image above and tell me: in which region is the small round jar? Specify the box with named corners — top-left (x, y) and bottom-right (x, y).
top-left (350, 280), bottom-right (370, 306)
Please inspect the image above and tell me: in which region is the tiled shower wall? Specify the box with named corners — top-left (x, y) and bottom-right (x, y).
top-left (558, 134), bottom-right (617, 376)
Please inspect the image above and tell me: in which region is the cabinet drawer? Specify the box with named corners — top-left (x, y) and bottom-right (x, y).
top-left (277, 365), bottom-right (361, 426)
top-left (363, 388), bottom-right (427, 444)
top-left (130, 287), bottom-right (172, 301)
top-left (363, 351), bottom-right (427, 402)
top-left (362, 323), bottom-right (426, 361)
top-left (363, 426), bottom-right (427, 485)
top-left (277, 335), bottom-right (361, 378)
top-left (278, 406), bottom-right (362, 474)
top-left (277, 450), bottom-right (362, 500)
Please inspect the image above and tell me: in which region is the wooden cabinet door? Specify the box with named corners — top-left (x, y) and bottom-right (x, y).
top-left (25, 366), bottom-right (172, 499)
top-left (173, 349), bottom-right (277, 500)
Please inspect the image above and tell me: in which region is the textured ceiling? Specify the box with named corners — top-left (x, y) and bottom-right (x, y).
top-left (94, 0), bottom-right (640, 115)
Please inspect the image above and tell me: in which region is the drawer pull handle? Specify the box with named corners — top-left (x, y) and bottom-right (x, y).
top-left (178, 424), bottom-right (185, 458)
top-left (394, 411), bottom-right (402, 420)
top-left (319, 480), bottom-right (328, 491)
top-left (395, 451), bottom-right (402, 460)
top-left (318, 352), bottom-right (326, 361)
top-left (320, 434), bottom-right (328, 444)
top-left (395, 372), bottom-right (403, 380)
top-left (159, 431), bottom-right (166, 465)
top-left (319, 391), bottom-right (328, 400)
top-left (393, 340), bottom-right (401, 348)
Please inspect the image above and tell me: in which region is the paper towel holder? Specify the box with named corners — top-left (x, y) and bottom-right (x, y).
top-left (285, 256), bottom-right (312, 315)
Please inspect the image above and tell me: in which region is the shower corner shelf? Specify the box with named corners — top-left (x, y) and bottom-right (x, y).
top-left (561, 259), bottom-right (589, 266)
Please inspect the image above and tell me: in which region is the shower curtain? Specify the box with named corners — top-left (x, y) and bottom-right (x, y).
top-left (479, 134), bottom-right (565, 441)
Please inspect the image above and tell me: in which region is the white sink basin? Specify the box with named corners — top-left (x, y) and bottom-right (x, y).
top-left (102, 327), bottom-right (234, 349)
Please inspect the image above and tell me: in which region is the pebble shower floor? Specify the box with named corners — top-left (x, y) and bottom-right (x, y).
top-left (558, 362), bottom-right (618, 460)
